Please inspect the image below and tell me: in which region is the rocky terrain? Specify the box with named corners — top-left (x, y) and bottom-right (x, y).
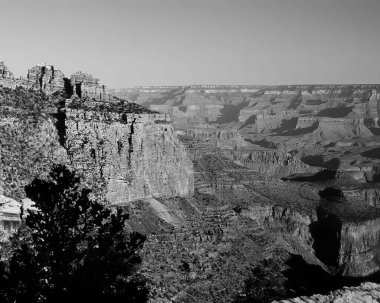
top-left (274, 282), bottom-right (380, 303)
top-left (113, 135), bottom-right (380, 302)
top-left (109, 85), bottom-right (380, 301)
top-left (111, 85), bottom-right (380, 206)
top-left (0, 62), bottom-right (193, 203)
top-left (1, 62), bottom-right (380, 302)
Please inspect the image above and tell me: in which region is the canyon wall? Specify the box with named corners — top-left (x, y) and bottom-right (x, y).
top-left (184, 127), bottom-right (246, 150)
top-left (65, 109), bottom-right (194, 203)
top-left (0, 68), bottom-right (194, 204)
top-left (339, 217), bottom-right (380, 277)
top-left (222, 150), bottom-right (319, 178)
top-left (311, 200), bottom-right (380, 278)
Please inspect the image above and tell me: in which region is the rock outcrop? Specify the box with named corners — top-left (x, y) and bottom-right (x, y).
top-left (222, 150), bottom-right (319, 178)
top-left (70, 71), bottom-right (110, 101)
top-left (65, 108), bottom-right (194, 203)
top-left (0, 195), bottom-right (35, 235)
top-left (273, 282), bottom-right (380, 303)
top-left (311, 199), bottom-right (380, 277)
top-left (313, 118), bottom-right (373, 141)
top-left (111, 84), bottom-right (380, 187)
top-left (0, 70), bottom-right (194, 204)
top-left (0, 62), bottom-right (65, 93)
top-left (0, 62), bottom-right (13, 79)
top-left (184, 127), bottom-right (246, 150)
top-left (0, 62), bottom-right (16, 89)
top-left (27, 64), bottom-right (65, 92)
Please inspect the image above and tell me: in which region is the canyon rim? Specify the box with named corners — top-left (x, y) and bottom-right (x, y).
top-left (1, 0), bottom-right (380, 302)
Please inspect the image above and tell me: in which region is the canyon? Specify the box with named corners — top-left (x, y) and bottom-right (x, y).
top-left (0, 62), bottom-right (193, 203)
top-left (1, 61), bottom-right (380, 302)
top-left (111, 85), bottom-right (380, 206)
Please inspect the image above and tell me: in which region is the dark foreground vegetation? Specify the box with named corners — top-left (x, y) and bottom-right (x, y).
top-left (0, 165), bottom-right (148, 303)
top-left (236, 251), bottom-right (380, 303)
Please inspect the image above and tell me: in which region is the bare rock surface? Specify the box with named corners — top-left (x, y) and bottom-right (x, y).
top-left (111, 84), bottom-right (380, 207)
top-left (0, 66), bottom-right (194, 203)
top-left (117, 137), bottom-right (380, 302)
top-left (273, 282), bottom-right (380, 303)
top-left (27, 64), bottom-right (65, 92)
top-left (66, 108), bottom-right (194, 203)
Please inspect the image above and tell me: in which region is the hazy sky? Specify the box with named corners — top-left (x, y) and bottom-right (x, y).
top-left (1, 0), bottom-right (380, 87)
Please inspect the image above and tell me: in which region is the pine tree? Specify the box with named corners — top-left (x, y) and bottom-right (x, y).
top-left (2, 164), bottom-right (148, 303)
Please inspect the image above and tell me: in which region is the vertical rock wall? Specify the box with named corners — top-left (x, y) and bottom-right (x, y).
top-left (65, 109), bottom-right (194, 203)
top-left (339, 218), bottom-right (380, 277)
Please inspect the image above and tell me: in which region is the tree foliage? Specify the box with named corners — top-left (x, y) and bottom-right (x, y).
top-left (319, 186), bottom-right (345, 202)
top-left (0, 164), bottom-right (148, 303)
top-left (236, 258), bottom-right (287, 303)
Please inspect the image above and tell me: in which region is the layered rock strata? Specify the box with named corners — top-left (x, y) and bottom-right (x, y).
top-left (0, 75), bottom-right (194, 203)
top-left (70, 71), bottom-right (110, 101)
top-left (27, 64), bottom-right (65, 92)
top-left (65, 108), bottom-right (194, 203)
top-left (314, 199), bottom-right (380, 277)
top-left (184, 127), bottom-right (246, 150)
top-left (222, 150), bottom-right (319, 178)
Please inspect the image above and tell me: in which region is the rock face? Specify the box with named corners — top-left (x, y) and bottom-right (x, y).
top-left (27, 64), bottom-right (65, 92)
top-left (111, 84), bottom-right (380, 192)
top-left (0, 62), bottom-right (65, 93)
top-left (0, 62), bottom-right (13, 79)
top-left (0, 62), bottom-right (109, 99)
top-left (70, 71), bottom-right (110, 101)
top-left (0, 195), bottom-right (35, 235)
top-left (0, 62), bottom-right (16, 89)
top-left (222, 150), bottom-right (319, 178)
top-left (273, 282), bottom-right (380, 303)
top-left (362, 188), bottom-right (380, 207)
top-left (0, 73), bottom-right (194, 204)
top-left (184, 127), bottom-right (246, 150)
top-left (127, 138), bottom-right (380, 301)
top-left (312, 200), bottom-right (380, 277)
top-left (339, 218), bottom-right (380, 276)
top-left (65, 108), bottom-right (194, 203)
top-left (345, 188), bottom-right (380, 208)
top-left (313, 118), bottom-right (373, 141)
top-left (240, 203), bottom-right (316, 252)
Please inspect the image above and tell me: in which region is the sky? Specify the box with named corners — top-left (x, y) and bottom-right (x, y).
top-left (1, 0), bottom-right (380, 87)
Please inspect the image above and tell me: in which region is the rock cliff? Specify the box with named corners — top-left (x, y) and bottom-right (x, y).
top-left (111, 84), bottom-right (380, 188)
top-left (310, 199), bottom-right (380, 277)
top-left (312, 118), bottom-right (373, 141)
top-left (65, 108), bottom-right (194, 203)
top-left (184, 127), bottom-right (246, 150)
top-left (27, 64), bottom-right (65, 92)
top-left (0, 72), bottom-right (194, 203)
top-left (69, 71), bottom-right (111, 101)
top-left (222, 150), bottom-right (319, 178)
top-left (0, 62), bottom-right (13, 79)
top-left (273, 282), bottom-right (380, 303)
